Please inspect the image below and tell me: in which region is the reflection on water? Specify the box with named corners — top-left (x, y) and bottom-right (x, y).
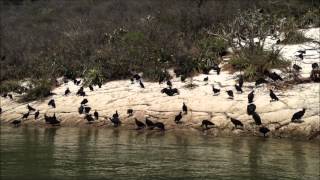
top-left (1, 126), bottom-right (319, 180)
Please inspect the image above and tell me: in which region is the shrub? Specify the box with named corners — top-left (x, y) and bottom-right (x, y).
top-left (83, 68), bottom-right (104, 86)
top-left (281, 31), bottom-right (312, 44)
top-left (20, 79), bottom-right (53, 102)
top-left (0, 80), bottom-right (26, 94)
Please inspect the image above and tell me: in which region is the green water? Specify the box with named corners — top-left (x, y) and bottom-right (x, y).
top-left (0, 126), bottom-right (319, 180)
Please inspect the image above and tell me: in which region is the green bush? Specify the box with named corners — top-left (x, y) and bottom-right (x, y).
top-left (0, 80), bottom-right (26, 94)
top-left (281, 31), bottom-right (312, 44)
top-left (20, 79), bottom-right (53, 102)
top-left (229, 47), bottom-right (290, 81)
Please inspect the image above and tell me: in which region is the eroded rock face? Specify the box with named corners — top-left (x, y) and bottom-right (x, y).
top-left (1, 28), bottom-right (319, 140)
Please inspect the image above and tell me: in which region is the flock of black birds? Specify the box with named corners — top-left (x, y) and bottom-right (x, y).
top-left (1, 49), bottom-right (318, 138)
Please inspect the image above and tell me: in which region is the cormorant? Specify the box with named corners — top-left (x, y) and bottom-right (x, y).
top-left (89, 85), bottom-right (94, 91)
top-left (312, 63), bottom-right (319, 70)
top-left (35, 110), bottom-right (40, 120)
top-left (293, 64), bottom-right (302, 72)
top-left (78, 105), bottom-right (84, 114)
top-left (226, 90), bottom-right (234, 99)
top-left (85, 114), bottom-right (95, 123)
top-left (113, 110), bottom-right (119, 118)
top-left (48, 99), bottom-right (56, 108)
top-left (174, 112), bottom-right (182, 124)
top-left (201, 120), bottom-right (214, 129)
top-left (239, 75), bottom-right (244, 88)
top-left (269, 90), bottom-right (279, 101)
top-left (203, 76), bottom-right (208, 82)
top-left (94, 110), bottom-right (99, 120)
top-left (11, 119), bottom-right (21, 127)
top-left (230, 117), bottom-right (243, 128)
top-left (22, 112), bottom-right (30, 119)
top-left (127, 109), bottom-right (133, 117)
top-left (182, 103), bottom-right (188, 114)
top-left (255, 78), bottom-right (268, 86)
top-left (212, 85), bottom-right (220, 95)
top-left (145, 118), bottom-right (155, 129)
top-left (133, 74), bottom-right (141, 81)
top-left (252, 112), bottom-right (262, 125)
top-left (167, 80), bottom-right (172, 88)
top-left (247, 104), bottom-right (256, 115)
top-left (291, 108), bottom-right (306, 122)
top-left (65, 88), bottom-right (71, 95)
top-left (235, 84), bottom-right (243, 93)
top-left (259, 126), bottom-right (270, 137)
top-left (27, 104), bottom-right (36, 112)
top-left (135, 118), bottom-right (146, 129)
top-left (161, 88), bottom-right (179, 96)
top-left (8, 94), bottom-right (13, 100)
top-left (109, 117), bottom-right (121, 127)
top-left (84, 107), bottom-right (91, 114)
top-left (81, 99), bottom-right (88, 105)
top-left (248, 90), bottom-right (254, 104)
top-left (180, 75), bottom-right (186, 82)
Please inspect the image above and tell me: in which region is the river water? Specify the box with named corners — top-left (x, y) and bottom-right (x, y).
top-left (0, 126), bottom-right (319, 180)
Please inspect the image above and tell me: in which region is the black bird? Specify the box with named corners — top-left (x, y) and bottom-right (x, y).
top-left (167, 80), bottom-right (172, 88)
top-left (27, 104), bottom-right (36, 112)
top-left (174, 112), bottom-right (182, 124)
top-left (34, 110), bottom-right (40, 120)
top-left (85, 114), bottom-right (95, 123)
top-left (8, 94), bottom-right (13, 100)
top-left (252, 112), bottom-right (262, 125)
top-left (154, 122), bottom-right (165, 131)
top-left (239, 75), bottom-right (244, 88)
top-left (130, 78), bottom-right (135, 84)
top-left (145, 118), bottom-right (155, 129)
top-left (89, 85), bottom-right (94, 91)
top-left (158, 76), bottom-right (165, 84)
top-left (11, 119), bottom-right (21, 127)
top-left (201, 120), bottom-right (214, 129)
top-left (135, 118), bottom-right (146, 129)
top-left (312, 63), bottom-right (319, 70)
top-left (109, 117), bottom-right (121, 127)
top-left (113, 111), bottom-right (119, 118)
top-left (76, 87), bottom-right (86, 96)
top-left (48, 99), bottom-right (56, 108)
top-left (65, 88), bottom-right (71, 95)
top-left (161, 88), bottom-right (179, 96)
top-left (84, 107), bottom-right (91, 114)
top-left (133, 74), bottom-right (141, 81)
top-left (0, 107), bottom-right (2, 114)
top-left (296, 53), bottom-right (304, 60)
top-left (76, 80), bottom-right (81, 86)
top-left (203, 76), bottom-right (208, 82)
top-left (182, 103), bottom-right (188, 114)
top-left (127, 109), bottom-right (133, 117)
top-left (248, 90), bottom-right (254, 104)
top-left (22, 112), bottom-right (30, 119)
top-left (94, 110), bottom-right (99, 120)
top-left (230, 118), bottom-right (243, 128)
top-left (247, 104), bottom-right (256, 115)
top-left (212, 64), bottom-right (221, 75)
top-left (291, 108), bottom-right (306, 122)
top-left (293, 64), bottom-right (302, 72)
top-left (259, 126), bottom-right (270, 137)
top-left (269, 90), bottom-right (279, 101)
top-left (2, 93), bottom-right (7, 98)
top-left (212, 85), bottom-right (220, 95)
top-left (78, 105), bottom-right (84, 114)
top-left (139, 80), bottom-right (145, 88)
top-left (255, 78), bottom-right (268, 86)
top-left (235, 84), bottom-right (243, 93)
top-left (97, 82), bottom-right (102, 88)
top-left (81, 98), bottom-right (88, 105)
top-left (226, 90), bottom-right (234, 99)
top-left (268, 72), bottom-right (283, 81)
top-left (49, 113), bottom-right (60, 125)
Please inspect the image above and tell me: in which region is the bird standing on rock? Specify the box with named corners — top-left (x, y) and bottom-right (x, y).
top-left (269, 90), bottom-right (279, 101)
top-left (11, 119), bottom-right (21, 127)
top-left (212, 85), bottom-right (220, 95)
top-left (48, 99), bottom-right (56, 108)
top-left (201, 120), bottom-right (214, 130)
top-left (27, 104), bottom-right (36, 112)
top-left (247, 104), bottom-right (256, 115)
top-left (139, 80), bottom-right (145, 88)
top-left (154, 122), bottom-right (165, 131)
top-left (252, 112), bottom-right (262, 125)
top-left (230, 118), bottom-right (243, 129)
top-left (174, 112), bottom-right (182, 124)
top-left (127, 109), bottom-right (133, 117)
top-left (238, 75), bottom-right (244, 88)
top-left (135, 118), bottom-right (146, 130)
top-left (235, 84), bottom-right (243, 93)
top-left (89, 85), bottom-right (94, 91)
top-left (226, 90), bottom-right (234, 99)
top-left (291, 108), bottom-right (306, 122)
top-left (65, 88), bottom-right (71, 96)
top-left (35, 110), bottom-right (40, 120)
top-left (167, 80), bottom-right (172, 88)
top-left (182, 103), bottom-right (188, 114)
top-left (259, 126), bottom-right (270, 137)
top-left (94, 110), bottom-right (99, 120)
top-left (81, 99), bottom-right (88, 105)
top-left (248, 90), bottom-right (254, 104)
top-left (145, 118), bottom-right (155, 129)
top-left (203, 76), bottom-right (208, 82)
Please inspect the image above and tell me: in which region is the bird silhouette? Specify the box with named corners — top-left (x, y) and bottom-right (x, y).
top-left (230, 118), bottom-right (243, 129)
top-left (34, 110), bottom-right (40, 120)
top-left (11, 119), bottom-right (21, 127)
top-left (235, 84), bottom-right (243, 93)
top-left (201, 120), bottom-right (214, 130)
top-left (259, 126), bottom-right (270, 137)
top-left (139, 80), bottom-right (145, 88)
top-left (269, 90), bottom-right (279, 101)
top-left (27, 104), bottom-right (36, 112)
top-left (174, 112), bottom-right (182, 124)
top-left (81, 99), bottom-right (88, 105)
top-left (89, 85), bottom-right (94, 91)
top-left (182, 103), bottom-right (188, 114)
top-left (127, 109), bottom-right (133, 117)
top-left (48, 99), bottom-right (56, 108)
top-left (65, 88), bottom-right (71, 95)
top-left (212, 85), bottom-right (220, 95)
top-left (252, 112), bottom-right (262, 125)
top-left (94, 110), bottom-right (99, 120)
top-left (248, 90), bottom-right (254, 104)
top-left (226, 90), bottom-right (234, 99)
top-left (247, 104), bottom-right (256, 115)
top-left (135, 118), bottom-right (146, 130)
top-left (145, 118), bottom-right (155, 129)
top-left (291, 108), bottom-right (306, 122)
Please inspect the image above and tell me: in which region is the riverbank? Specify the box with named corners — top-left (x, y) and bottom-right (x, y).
top-left (0, 28), bottom-right (319, 140)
